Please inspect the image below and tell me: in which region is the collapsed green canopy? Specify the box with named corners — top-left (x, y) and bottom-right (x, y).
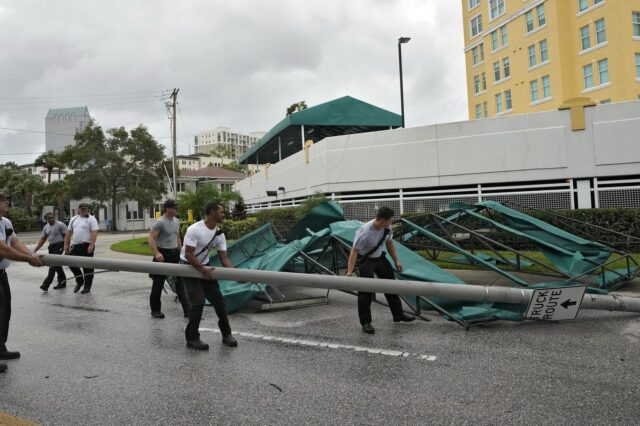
top-left (239, 96), bottom-right (401, 165)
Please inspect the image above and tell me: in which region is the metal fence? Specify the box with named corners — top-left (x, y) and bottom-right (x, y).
top-left (247, 178), bottom-right (640, 222)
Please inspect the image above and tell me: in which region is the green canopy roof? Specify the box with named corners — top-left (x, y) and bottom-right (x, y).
top-left (239, 96), bottom-right (401, 164)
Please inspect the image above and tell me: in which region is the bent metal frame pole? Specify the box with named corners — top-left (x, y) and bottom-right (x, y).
top-left (41, 255), bottom-right (640, 314)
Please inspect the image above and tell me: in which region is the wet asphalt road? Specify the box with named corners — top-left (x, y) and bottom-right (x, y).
top-left (1, 236), bottom-right (640, 425)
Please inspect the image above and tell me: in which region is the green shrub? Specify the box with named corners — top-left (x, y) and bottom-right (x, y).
top-left (255, 207), bottom-right (297, 238)
top-left (6, 208), bottom-right (31, 232)
top-left (402, 207), bottom-right (640, 252)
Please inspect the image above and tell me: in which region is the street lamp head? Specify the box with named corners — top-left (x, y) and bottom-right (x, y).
top-left (398, 37), bottom-right (411, 44)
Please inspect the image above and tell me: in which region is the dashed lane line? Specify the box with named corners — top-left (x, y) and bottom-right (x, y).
top-left (199, 328), bottom-right (437, 361)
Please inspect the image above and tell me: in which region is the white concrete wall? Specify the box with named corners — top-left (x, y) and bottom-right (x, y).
top-left (236, 101), bottom-right (640, 204)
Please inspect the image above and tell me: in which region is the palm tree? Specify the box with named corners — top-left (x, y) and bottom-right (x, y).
top-left (37, 179), bottom-right (71, 220)
top-left (34, 150), bottom-right (64, 183)
top-left (177, 183), bottom-right (243, 221)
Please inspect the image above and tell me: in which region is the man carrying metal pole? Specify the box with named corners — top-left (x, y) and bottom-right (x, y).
top-left (147, 199), bottom-right (190, 318)
top-left (180, 202), bottom-right (237, 350)
top-left (0, 194), bottom-right (44, 373)
top-left (33, 212), bottom-right (67, 291)
top-left (345, 206), bottom-right (415, 334)
top-left (64, 203), bottom-right (99, 294)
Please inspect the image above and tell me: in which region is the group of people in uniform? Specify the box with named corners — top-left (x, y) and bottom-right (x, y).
top-left (0, 194), bottom-right (411, 373)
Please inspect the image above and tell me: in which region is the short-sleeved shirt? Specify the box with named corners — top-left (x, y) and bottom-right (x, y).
top-left (151, 216), bottom-right (180, 249)
top-left (352, 220), bottom-right (392, 259)
top-left (68, 215), bottom-right (99, 245)
top-left (0, 217), bottom-right (16, 269)
top-left (180, 221), bottom-right (227, 265)
top-left (42, 221), bottom-right (67, 245)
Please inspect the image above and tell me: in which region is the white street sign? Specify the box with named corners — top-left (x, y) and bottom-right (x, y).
top-left (525, 286), bottom-right (587, 321)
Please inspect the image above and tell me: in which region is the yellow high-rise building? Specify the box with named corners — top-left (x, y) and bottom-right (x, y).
top-left (462, 0), bottom-right (640, 119)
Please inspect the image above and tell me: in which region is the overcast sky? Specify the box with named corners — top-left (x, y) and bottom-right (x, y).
top-left (0, 0), bottom-right (466, 165)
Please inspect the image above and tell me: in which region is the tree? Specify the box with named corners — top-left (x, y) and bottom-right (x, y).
top-left (210, 144), bottom-right (233, 159)
top-left (34, 150), bottom-right (64, 183)
top-left (220, 162), bottom-right (245, 173)
top-left (177, 183), bottom-right (243, 221)
top-left (0, 165), bottom-right (44, 216)
top-left (286, 101), bottom-right (308, 116)
top-left (60, 123), bottom-right (167, 231)
top-left (36, 179), bottom-right (71, 220)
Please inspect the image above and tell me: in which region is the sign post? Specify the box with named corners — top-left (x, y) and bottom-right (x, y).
top-left (525, 286), bottom-right (587, 321)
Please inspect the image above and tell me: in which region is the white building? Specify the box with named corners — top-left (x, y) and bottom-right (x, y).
top-left (45, 106), bottom-right (92, 153)
top-left (195, 127), bottom-right (264, 160)
top-left (19, 163), bottom-right (69, 182)
top-left (236, 100), bottom-right (640, 219)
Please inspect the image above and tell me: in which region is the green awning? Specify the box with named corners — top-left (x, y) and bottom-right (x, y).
top-left (239, 96), bottom-right (401, 164)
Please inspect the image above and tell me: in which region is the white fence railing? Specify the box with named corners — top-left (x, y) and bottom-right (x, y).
top-left (246, 178), bottom-right (640, 222)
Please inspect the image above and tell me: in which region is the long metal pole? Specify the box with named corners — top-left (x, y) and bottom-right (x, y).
top-left (398, 42), bottom-right (405, 128)
top-left (171, 88), bottom-right (179, 199)
top-left (41, 255), bottom-right (640, 313)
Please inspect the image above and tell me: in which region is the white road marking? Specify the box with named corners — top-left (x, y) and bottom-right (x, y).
top-left (199, 328), bottom-right (437, 361)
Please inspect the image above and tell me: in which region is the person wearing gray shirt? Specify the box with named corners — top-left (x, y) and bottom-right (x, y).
top-left (147, 199), bottom-right (190, 318)
top-left (33, 213), bottom-right (68, 291)
top-left (345, 206), bottom-right (415, 335)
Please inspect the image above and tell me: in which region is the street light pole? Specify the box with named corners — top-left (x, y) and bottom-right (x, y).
top-left (398, 37), bottom-right (411, 128)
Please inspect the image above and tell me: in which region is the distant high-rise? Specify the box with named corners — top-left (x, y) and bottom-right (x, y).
top-left (194, 127), bottom-right (263, 159)
top-left (45, 106), bottom-right (91, 152)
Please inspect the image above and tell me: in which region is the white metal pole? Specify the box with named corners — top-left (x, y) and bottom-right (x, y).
top-left (41, 256), bottom-right (640, 314)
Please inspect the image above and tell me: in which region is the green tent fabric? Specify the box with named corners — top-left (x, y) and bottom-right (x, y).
top-left (239, 96), bottom-right (401, 164)
top-left (447, 202), bottom-right (615, 289)
top-left (287, 202), bottom-right (346, 241)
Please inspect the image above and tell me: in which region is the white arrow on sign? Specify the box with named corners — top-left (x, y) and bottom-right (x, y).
top-left (525, 285), bottom-right (587, 321)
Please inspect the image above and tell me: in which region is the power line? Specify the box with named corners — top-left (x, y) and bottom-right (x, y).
top-left (0, 90), bottom-right (169, 100)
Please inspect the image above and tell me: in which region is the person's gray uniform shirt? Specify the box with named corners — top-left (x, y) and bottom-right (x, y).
top-left (152, 216), bottom-right (180, 249)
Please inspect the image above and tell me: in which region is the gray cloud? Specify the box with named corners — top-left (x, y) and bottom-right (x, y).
top-left (0, 0), bottom-right (466, 164)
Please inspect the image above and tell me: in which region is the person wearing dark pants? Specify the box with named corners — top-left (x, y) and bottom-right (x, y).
top-left (148, 199), bottom-right (190, 318)
top-left (180, 202), bottom-right (237, 350)
top-left (33, 212), bottom-right (68, 291)
top-left (0, 193), bottom-right (44, 373)
top-left (64, 203), bottom-right (99, 294)
top-left (346, 206), bottom-right (415, 334)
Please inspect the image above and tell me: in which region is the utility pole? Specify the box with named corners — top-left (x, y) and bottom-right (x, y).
top-left (170, 89), bottom-right (179, 198)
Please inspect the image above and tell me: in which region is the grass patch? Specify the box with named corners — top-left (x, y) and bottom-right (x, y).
top-left (111, 237), bottom-right (153, 256)
top-left (110, 237), bottom-right (236, 256)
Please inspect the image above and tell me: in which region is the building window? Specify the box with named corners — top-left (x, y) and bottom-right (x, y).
top-left (525, 11), bottom-right (534, 32)
top-left (583, 63), bottom-right (594, 89)
top-left (579, 0), bottom-right (588, 12)
top-left (632, 12), bottom-right (640, 37)
top-left (472, 44), bottom-right (484, 65)
top-left (483, 101), bottom-right (488, 117)
top-left (500, 25), bottom-right (508, 45)
top-left (542, 75), bottom-right (551, 98)
top-left (593, 0), bottom-right (603, 4)
top-left (481, 72), bottom-right (487, 90)
top-left (540, 39), bottom-right (548, 62)
top-left (530, 80), bottom-right (539, 102)
top-left (469, 0), bottom-right (480, 9)
top-left (595, 18), bottom-right (606, 44)
top-left (495, 93), bottom-right (503, 113)
top-left (503, 57), bottom-right (510, 78)
top-left (471, 15), bottom-right (483, 37)
top-left (493, 61), bottom-right (501, 81)
top-left (600, 99), bottom-right (610, 104)
top-left (504, 89), bottom-right (512, 110)
top-left (475, 104), bottom-right (482, 119)
top-left (537, 4), bottom-right (546, 26)
top-left (598, 58), bottom-right (609, 84)
top-left (489, 0), bottom-right (505, 20)
top-left (636, 52), bottom-right (640, 78)
top-left (474, 75), bottom-right (480, 93)
top-left (528, 45), bottom-right (537, 67)
top-left (580, 25), bottom-right (591, 50)
top-left (491, 30), bottom-right (498, 50)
